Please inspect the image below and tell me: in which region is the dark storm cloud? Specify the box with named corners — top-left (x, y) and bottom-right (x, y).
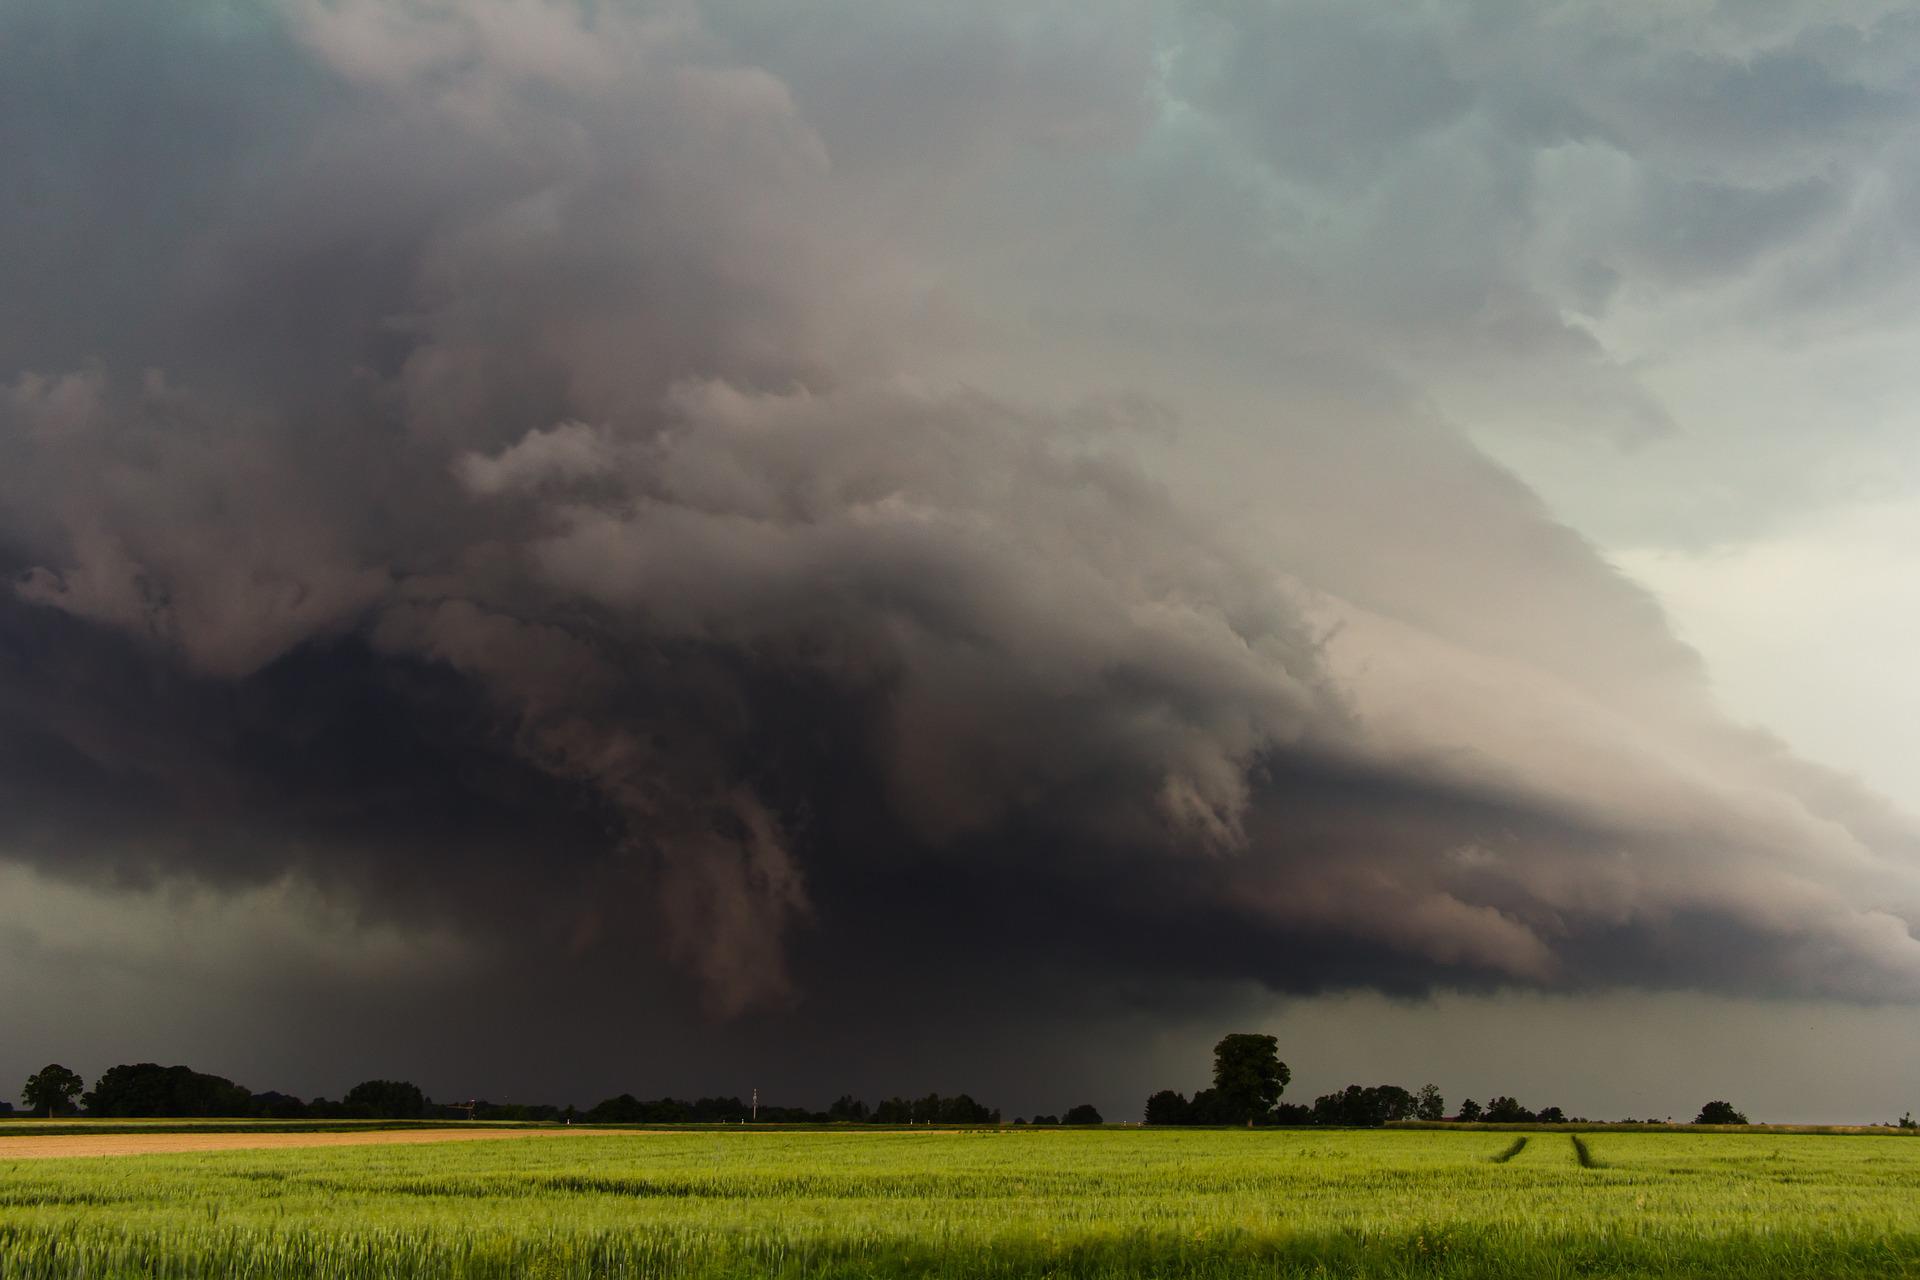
top-left (3, 0), bottom-right (1920, 1065)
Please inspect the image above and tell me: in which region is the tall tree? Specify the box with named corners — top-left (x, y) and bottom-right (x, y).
top-left (22, 1064), bottom-right (84, 1118)
top-left (1211, 1034), bottom-right (1290, 1126)
top-left (1143, 1090), bottom-right (1192, 1125)
top-left (1694, 1101), bottom-right (1748, 1125)
top-left (1415, 1084), bottom-right (1445, 1122)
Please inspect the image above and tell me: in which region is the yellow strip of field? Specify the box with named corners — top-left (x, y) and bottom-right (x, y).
top-left (0, 1126), bottom-right (629, 1160)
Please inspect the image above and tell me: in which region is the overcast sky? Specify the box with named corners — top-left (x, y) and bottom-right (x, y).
top-left (5, 0), bottom-right (1920, 1124)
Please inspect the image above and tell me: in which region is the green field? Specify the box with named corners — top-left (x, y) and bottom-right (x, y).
top-left (4, 1127), bottom-right (1919, 1278)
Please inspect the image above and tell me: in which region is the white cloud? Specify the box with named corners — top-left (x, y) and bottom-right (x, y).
top-left (1618, 498), bottom-right (1920, 815)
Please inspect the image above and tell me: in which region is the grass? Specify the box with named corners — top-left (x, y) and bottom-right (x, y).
top-left (2, 1127), bottom-right (1918, 1277)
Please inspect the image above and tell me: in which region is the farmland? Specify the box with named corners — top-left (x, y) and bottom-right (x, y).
top-left (2, 1126), bottom-right (1918, 1278)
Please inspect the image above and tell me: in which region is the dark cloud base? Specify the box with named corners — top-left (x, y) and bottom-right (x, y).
top-left (1, 581), bottom-right (1886, 1026)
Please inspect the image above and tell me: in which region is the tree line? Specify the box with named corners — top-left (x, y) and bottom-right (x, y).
top-left (1139, 1036), bottom-right (1767, 1129)
top-left (17, 1064), bottom-right (506, 1122)
top-left (14, 1062), bottom-right (1057, 1125)
top-left (582, 1092), bottom-right (1025, 1124)
top-left (15, 1048), bottom-right (1793, 1128)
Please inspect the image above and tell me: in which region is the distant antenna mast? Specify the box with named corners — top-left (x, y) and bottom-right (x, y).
top-left (751, 1087), bottom-right (758, 1122)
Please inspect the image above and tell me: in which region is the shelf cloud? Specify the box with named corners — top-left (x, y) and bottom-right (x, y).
top-left (4, 0), bottom-right (1920, 1100)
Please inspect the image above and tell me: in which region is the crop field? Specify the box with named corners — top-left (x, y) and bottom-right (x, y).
top-left (2, 1126), bottom-right (1918, 1279)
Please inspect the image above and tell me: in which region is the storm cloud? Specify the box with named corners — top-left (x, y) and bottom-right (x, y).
top-left (5, 0), bottom-right (1920, 1110)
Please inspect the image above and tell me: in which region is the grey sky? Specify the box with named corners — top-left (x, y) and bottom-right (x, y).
top-left (3, 0), bottom-right (1919, 1122)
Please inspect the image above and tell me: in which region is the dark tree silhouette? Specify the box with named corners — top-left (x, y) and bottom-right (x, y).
top-left (862, 1094), bottom-right (996, 1124)
top-left (1484, 1096), bottom-right (1535, 1123)
top-left (22, 1064), bottom-right (83, 1118)
top-left (1455, 1098), bottom-right (1483, 1122)
top-left (828, 1095), bottom-right (869, 1121)
top-left (1310, 1085), bottom-right (1417, 1127)
top-left (587, 1094), bottom-right (692, 1123)
top-left (1415, 1084), bottom-right (1445, 1122)
top-left (250, 1091), bottom-right (308, 1119)
top-left (1144, 1090), bottom-right (1192, 1125)
top-left (1211, 1034), bottom-right (1290, 1126)
top-left (84, 1064), bottom-right (252, 1117)
top-left (1186, 1089), bottom-right (1234, 1124)
top-left (1063, 1103), bottom-right (1103, 1125)
top-left (1694, 1101), bottom-right (1748, 1125)
top-left (344, 1079), bottom-right (427, 1119)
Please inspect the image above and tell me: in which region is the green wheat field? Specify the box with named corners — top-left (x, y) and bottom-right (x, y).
top-left (4, 1127), bottom-right (1919, 1278)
